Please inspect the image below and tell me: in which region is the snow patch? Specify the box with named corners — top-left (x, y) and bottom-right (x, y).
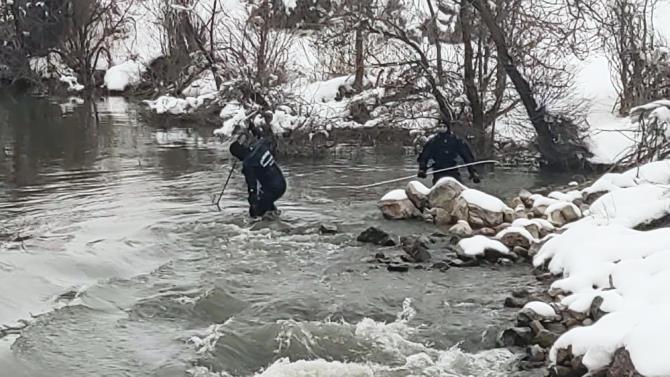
top-left (458, 236), bottom-right (510, 257)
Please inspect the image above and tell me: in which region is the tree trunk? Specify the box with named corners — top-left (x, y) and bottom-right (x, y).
top-left (354, 24), bottom-right (365, 92)
top-left (459, 2), bottom-right (486, 155)
top-left (468, 0), bottom-right (566, 167)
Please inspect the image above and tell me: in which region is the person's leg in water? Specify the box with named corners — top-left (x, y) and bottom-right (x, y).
top-left (256, 181), bottom-right (287, 218)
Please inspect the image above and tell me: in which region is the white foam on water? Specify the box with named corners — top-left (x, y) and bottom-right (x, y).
top-left (188, 298), bottom-right (521, 377)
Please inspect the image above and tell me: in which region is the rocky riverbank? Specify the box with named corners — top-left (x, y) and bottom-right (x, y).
top-left (361, 160), bottom-right (670, 376)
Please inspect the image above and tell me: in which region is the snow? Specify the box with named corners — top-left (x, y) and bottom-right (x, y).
top-left (529, 194), bottom-right (559, 208)
top-left (495, 226), bottom-right (536, 243)
top-left (529, 161), bottom-right (670, 374)
top-left (458, 235), bottom-right (510, 257)
top-left (59, 75), bottom-right (84, 92)
top-left (523, 301), bottom-right (557, 318)
top-left (545, 201), bottom-right (582, 218)
top-left (407, 181), bottom-right (430, 195)
top-left (460, 189), bottom-right (510, 213)
top-left (144, 93), bottom-right (217, 115)
top-left (431, 177), bottom-right (467, 192)
top-left (381, 189), bottom-right (408, 202)
top-left (104, 61), bottom-right (145, 91)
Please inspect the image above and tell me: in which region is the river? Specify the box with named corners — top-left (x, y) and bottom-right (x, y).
top-left (0, 96), bottom-right (569, 377)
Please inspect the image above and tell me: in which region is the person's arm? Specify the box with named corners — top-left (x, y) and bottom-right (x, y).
top-left (417, 137), bottom-right (436, 177)
top-left (457, 139), bottom-right (481, 183)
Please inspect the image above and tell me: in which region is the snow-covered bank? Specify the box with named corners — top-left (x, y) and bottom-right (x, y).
top-left (375, 160), bottom-right (670, 375)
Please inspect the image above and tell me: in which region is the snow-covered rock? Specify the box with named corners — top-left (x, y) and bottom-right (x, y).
top-left (427, 177), bottom-right (466, 214)
top-left (458, 235), bottom-right (510, 259)
top-left (405, 181), bottom-right (430, 211)
top-left (496, 226), bottom-right (536, 249)
top-left (378, 189), bottom-right (420, 220)
top-left (104, 60), bottom-right (144, 92)
top-left (449, 220), bottom-right (473, 237)
top-left (452, 189), bottom-right (512, 228)
top-left (545, 202), bottom-right (582, 227)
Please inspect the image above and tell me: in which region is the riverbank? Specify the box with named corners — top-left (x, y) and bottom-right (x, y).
top-left (372, 160), bottom-right (670, 376)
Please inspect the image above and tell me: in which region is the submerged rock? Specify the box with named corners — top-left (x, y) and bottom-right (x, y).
top-left (400, 235), bottom-right (432, 263)
top-left (319, 223), bottom-right (339, 234)
top-left (357, 227), bottom-right (396, 246)
top-left (499, 327), bottom-right (533, 347)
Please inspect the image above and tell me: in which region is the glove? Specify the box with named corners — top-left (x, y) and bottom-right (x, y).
top-left (417, 170), bottom-right (427, 179)
top-left (470, 172), bottom-right (481, 184)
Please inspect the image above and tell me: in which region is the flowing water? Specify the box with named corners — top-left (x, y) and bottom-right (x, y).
top-left (0, 96), bottom-right (569, 377)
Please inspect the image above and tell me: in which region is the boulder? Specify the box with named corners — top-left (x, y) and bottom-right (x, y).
top-left (546, 202), bottom-right (582, 227)
top-left (504, 296), bottom-right (528, 308)
top-left (513, 204), bottom-right (528, 220)
top-left (400, 235), bottom-right (432, 263)
top-left (533, 329), bottom-right (559, 348)
top-left (427, 177), bottom-right (466, 214)
top-left (455, 189), bottom-right (511, 228)
top-left (606, 348), bottom-right (643, 377)
top-left (510, 197), bottom-right (525, 209)
top-left (426, 207), bottom-right (453, 226)
top-left (499, 327), bottom-right (533, 347)
top-left (406, 181), bottom-right (430, 211)
top-left (511, 218), bottom-right (541, 239)
top-left (449, 220), bottom-right (473, 237)
top-left (378, 189), bottom-right (420, 220)
top-left (519, 189), bottom-right (533, 207)
top-left (526, 344), bottom-right (547, 362)
top-left (357, 227), bottom-right (396, 246)
top-left (319, 224), bottom-right (339, 234)
top-left (496, 226), bottom-right (535, 249)
top-left (477, 227), bottom-right (496, 237)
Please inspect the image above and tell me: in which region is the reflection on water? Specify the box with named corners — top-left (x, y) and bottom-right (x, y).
top-left (0, 95), bottom-right (552, 377)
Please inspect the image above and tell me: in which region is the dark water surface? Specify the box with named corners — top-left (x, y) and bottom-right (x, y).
top-left (0, 96), bottom-right (563, 377)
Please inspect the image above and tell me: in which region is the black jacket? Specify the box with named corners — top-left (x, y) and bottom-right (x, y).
top-left (418, 131), bottom-right (477, 176)
top-left (241, 139), bottom-right (285, 203)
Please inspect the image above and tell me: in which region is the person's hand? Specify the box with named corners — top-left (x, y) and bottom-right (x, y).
top-left (470, 172), bottom-right (481, 184)
top-left (417, 170), bottom-right (427, 179)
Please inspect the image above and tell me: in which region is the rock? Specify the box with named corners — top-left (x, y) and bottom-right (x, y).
top-left (526, 344), bottom-right (547, 362)
top-left (485, 248), bottom-right (517, 262)
top-left (453, 189), bottom-right (510, 228)
top-left (519, 189), bottom-right (533, 206)
top-left (449, 220), bottom-right (473, 237)
top-left (319, 224), bottom-right (339, 234)
top-left (546, 322), bottom-right (568, 334)
top-left (387, 263), bottom-right (410, 272)
top-left (406, 181), bottom-right (430, 211)
top-left (378, 190), bottom-right (420, 220)
top-left (477, 227), bottom-right (496, 237)
top-left (504, 296), bottom-right (528, 308)
top-left (556, 347), bottom-right (573, 366)
top-left (502, 208), bottom-right (515, 224)
top-left (512, 288), bottom-right (530, 298)
top-left (499, 327), bottom-right (533, 347)
top-left (533, 329), bottom-right (559, 348)
top-left (589, 296), bottom-right (607, 321)
top-left (549, 366), bottom-right (576, 377)
top-left (513, 246), bottom-right (530, 259)
top-left (517, 305), bottom-right (560, 326)
top-left (496, 227), bottom-right (533, 249)
top-left (546, 202), bottom-right (582, 227)
top-left (607, 348), bottom-right (643, 377)
top-left (449, 258), bottom-right (479, 268)
top-left (426, 207), bottom-right (453, 226)
top-left (511, 197), bottom-right (525, 209)
top-left (357, 227), bottom-right (396, 246)
top-left (498, 258), bottom-right (514, 266)
top-left (513, 204), bottom-right (527, 220)
top-left (494, 223), bottom-right (511, 233)
top-left (529, 320), bottom-right (545, 335)
top-left (427, 177), bottom-right (466, 214)
top-left (400, 235), bottom-right (432, 263)
top-left (431, 261), bottom-right (450, 272)
top-left (582, 318), bottom-right (593, 326)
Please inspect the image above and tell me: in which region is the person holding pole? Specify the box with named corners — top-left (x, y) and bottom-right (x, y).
top-left (229, 136), bottom-right (286, 219)
top-left (417, 119), bottom-right (482, 185)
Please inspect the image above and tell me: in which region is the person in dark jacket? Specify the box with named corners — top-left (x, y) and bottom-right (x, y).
top-left (230, 138), bottom-right (286, 218)
top-left (417, 127), bottom-right (481, 185)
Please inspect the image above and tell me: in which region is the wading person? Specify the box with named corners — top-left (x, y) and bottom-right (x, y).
top-left (229, 137), bottom-right (286, 219)
top-left (417, 121), bottom-right (482, 185)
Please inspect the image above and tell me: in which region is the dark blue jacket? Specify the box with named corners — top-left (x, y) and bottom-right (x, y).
top-left (242, 140), bottom-right (286, 203)
top-left (418, 131), bottom-right (477, 175)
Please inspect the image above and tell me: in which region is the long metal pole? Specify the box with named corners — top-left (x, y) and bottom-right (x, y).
top-left (322, 160), bottom-right (498, 190)
top-left (215, 160), bottom-right (238, 211)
